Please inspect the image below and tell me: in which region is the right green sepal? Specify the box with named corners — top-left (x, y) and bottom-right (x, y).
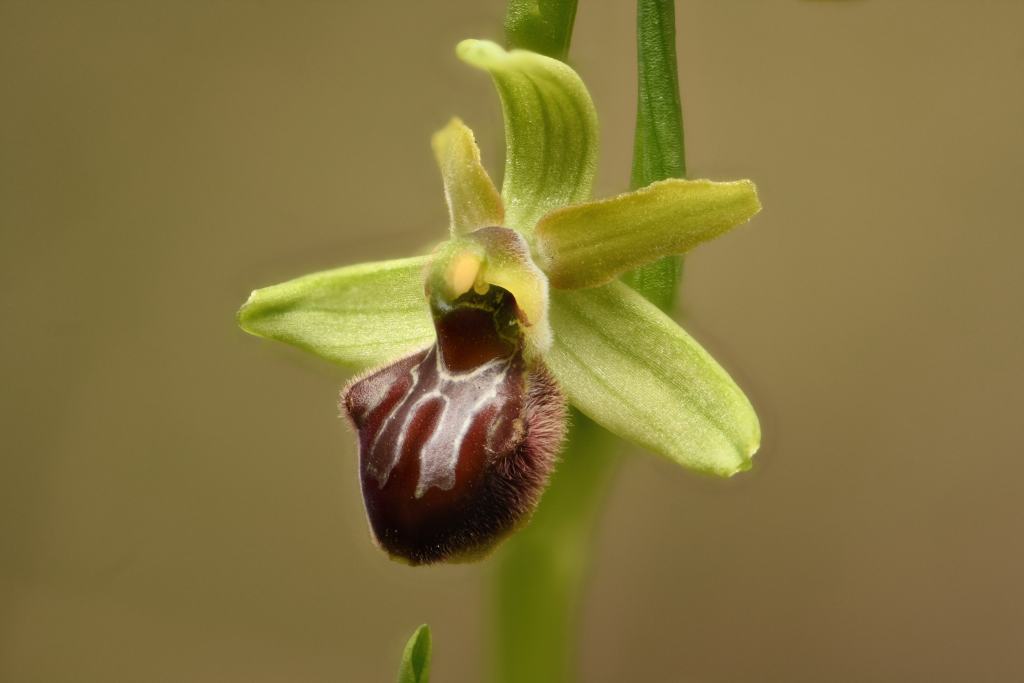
top-left (546, 281), bottom-right (760, 477)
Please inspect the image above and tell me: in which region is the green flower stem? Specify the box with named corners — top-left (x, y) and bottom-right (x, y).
top-left (491, 412), bottom-right (618, 683)
top-left (623, 0), bottom-right (687, 310)
top-left (504, 0), bottom-right (579, 62)
top-left (492, 2), bottom-right (686, 682)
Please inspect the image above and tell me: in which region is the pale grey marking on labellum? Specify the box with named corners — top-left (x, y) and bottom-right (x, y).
top-left (363, 346), bottom-right (514, 497)
top-left (415, 349), bottom-right (513, 497)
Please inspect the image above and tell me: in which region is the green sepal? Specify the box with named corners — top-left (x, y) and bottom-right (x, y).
top-left (237, 256), bottom-right (434, 370)
top-left (397, 624), bottom-right (431, 683)
top-left (534, 178), bottom-right (761, 290)
top-left (546, 282), bottom-right (760, 477)
top-left (432, 118), bottom-right (505, 236)
top-left (456, 39), bottom-right (598, 234)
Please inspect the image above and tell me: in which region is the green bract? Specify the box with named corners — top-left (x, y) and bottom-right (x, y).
top-left (239, 39), bottom-right (761, 477)
top-left (397, 624), bottom-right (431, 683)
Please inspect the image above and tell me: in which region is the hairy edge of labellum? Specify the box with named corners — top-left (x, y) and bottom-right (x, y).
top-left (340, 286), bottom-right (566, 565)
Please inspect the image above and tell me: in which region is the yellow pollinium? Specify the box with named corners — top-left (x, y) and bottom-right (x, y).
top-left (444, 249), bottom-right (484, 298)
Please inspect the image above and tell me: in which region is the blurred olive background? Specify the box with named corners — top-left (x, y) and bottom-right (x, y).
top-left (2, 1), bottom-right (1023, 681)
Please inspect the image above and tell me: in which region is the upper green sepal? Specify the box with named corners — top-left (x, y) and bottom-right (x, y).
top-left (535, 178), bottom-right (761, 289)
top-left (546, 282), bottom-right (759, 477)
top-left (456, 39), bottom-right (598, 234)
top-left (397, 624), bottom-right (432, 683)
top-left (237, 256), bottom-right (434, 370)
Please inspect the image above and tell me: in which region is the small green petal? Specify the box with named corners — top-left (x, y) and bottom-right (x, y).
top-left (430, 227), bottom-right (551, 352)
top-left (456, 39), bottom-right (598, 234)
top-left (535, 178), bottom-right (761, 289)
top-left (431, 117), bottom-right (504, 236)
top-left (397, 624), bottom-right (432, 683)
top-left (238, 256), bottom-right (433, 370)
top-left (546, 282), bottom-right (760, 477)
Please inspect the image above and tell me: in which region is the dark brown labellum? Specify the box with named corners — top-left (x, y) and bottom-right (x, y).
top-left (341, 284), bottom-right (565, 565)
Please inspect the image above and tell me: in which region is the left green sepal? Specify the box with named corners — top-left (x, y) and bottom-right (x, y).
top-left (237, 256), bottom-right (433, 370)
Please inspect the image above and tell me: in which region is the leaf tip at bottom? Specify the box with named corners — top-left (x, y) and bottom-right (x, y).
top-left (398, 624), bottom-right (432, 683)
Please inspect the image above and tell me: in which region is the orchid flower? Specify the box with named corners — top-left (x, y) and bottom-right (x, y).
top-left (238, 40), bottom-right (761, 565)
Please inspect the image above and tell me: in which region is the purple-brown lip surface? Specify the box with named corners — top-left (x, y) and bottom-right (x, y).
top-left (342, 285), bottom-right (566, 565)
